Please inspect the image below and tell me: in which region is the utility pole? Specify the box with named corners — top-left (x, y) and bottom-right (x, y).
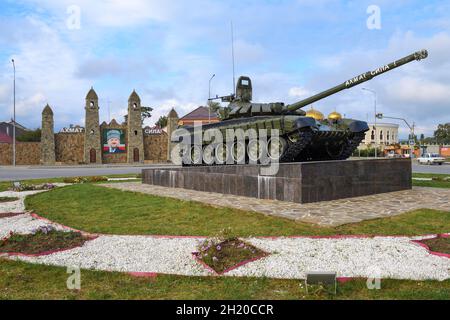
top-left (11, 59), bottom-right (16, 166)
top-left (362, 88), bottom-right (377, 158)
top-left (208, 74), bottom-right (215, 124)
top-left (376, 114), bottom-right (415, 159)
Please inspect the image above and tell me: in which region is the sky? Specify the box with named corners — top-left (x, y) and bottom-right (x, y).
top-left (0, 0), bottom-right (449, 138)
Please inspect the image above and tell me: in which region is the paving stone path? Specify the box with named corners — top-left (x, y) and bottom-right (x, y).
top-left (102, 183), bottom-right (450, 226)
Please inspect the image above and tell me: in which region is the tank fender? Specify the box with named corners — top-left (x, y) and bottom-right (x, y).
top-left (294, 117), bottom-right (316, 130)
top-left (348, 120), bottom-right (369, 133)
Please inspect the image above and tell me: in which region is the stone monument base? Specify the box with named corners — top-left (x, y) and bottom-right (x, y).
top-left (142, 159), bottom-right (412, 204)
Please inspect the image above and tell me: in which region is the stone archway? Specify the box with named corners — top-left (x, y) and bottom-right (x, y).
top-left (133, 148), bottom-right (140, 162)
top-left (89, 148), bottom-right (96, 163)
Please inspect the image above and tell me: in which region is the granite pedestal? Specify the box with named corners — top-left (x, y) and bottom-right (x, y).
top-left (142, 159), bottom-right (412, 204)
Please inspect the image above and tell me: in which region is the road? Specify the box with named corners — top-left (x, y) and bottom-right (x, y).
top-left (412, 162), bottom-right (450, 174)
top-left (0, 164), bottom-right (175, 181)
top-left (1, 161), bottom-right (449, 181)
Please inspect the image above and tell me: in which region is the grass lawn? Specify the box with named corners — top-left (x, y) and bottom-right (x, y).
top-left (412, 173), bottom-right (450, 188)
top-left (3, 176), bottom-right (450, 300)
top-left (0, 174), bottom-right (140, 192)
top-left (0, 259), bottom-right (449, 300)
top-left (25, 183), bottom-right (450, 237)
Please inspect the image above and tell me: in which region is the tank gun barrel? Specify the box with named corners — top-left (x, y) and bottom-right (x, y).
top-left (285, 49), bottom-right (428, 112)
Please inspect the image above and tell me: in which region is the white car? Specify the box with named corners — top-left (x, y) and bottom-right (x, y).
top-left (418, 153), bottom-right (446, 165)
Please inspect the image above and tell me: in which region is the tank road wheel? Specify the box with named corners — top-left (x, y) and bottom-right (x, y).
top-left (215, 143), bottom-right (229, 165)
top-left (232, 141), bottom-right (246, 164)
top-left (268, 137), bottom-right (287, 161)
top-left (202, 144), bottom-right (215, 165)
top-left (247, 140), bottom-right (264, 163)
top-left (190, 145), bottom-right (203, 165)
top-left (325, 141), bottom-right (345, 159)
top-left (171, 143), bottom-right (183, 166)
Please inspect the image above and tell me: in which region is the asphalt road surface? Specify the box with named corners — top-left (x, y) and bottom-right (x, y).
top-left (1, 161), bottom-right (449, 181)
top-left (0, 164), bottom-right (175, 181)
top-left (412, 162), bottom-right (450, 174)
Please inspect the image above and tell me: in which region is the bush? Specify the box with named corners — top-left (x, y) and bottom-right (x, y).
top-left (9, 183), bottom-right (56, 192)
top-left (63, 176), bottom-right (108, 184)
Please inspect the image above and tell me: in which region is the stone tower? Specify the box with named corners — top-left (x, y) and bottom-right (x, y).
top-left (40, 104), bottom-right (55, 165)
top-left (84, 87), bottom-right (101, 164)
top-left (127, 90), bottom-right (144, 163)
top-left (167, 108), bottom-right (179, 161)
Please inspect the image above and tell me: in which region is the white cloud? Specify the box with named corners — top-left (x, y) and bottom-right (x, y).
top-left (386, 77), bottom-right (450, 104)
top-left (288, 86), bottom-right (310, 98)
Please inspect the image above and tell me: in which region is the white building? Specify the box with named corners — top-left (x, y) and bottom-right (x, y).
top-left (360, 122), bottom-right (399, 148)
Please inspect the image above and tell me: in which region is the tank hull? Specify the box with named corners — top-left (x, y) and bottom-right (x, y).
top-left (172, 116), bottom-right (369, 166)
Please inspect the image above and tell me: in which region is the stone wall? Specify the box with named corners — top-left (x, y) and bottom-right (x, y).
top-left (55, 133), bottom-right (84, 164)
top-left (0, 142), bottom-right (41, 165)
top-left (0, 131), bottom-right (168, 166)
top-left (144, 133), bottom-right (168, 162)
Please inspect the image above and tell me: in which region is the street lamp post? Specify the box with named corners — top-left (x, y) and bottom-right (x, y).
top-left (11, 59), bottom-right (16, 167)
top-left (362, 88), bottom-right (377, 158)
top-left (208, 74), bottom-right (215, 124)
top-left (376, 113), bottom-right (416, 159)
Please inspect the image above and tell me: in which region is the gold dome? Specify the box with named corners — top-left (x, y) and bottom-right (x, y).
top-left (328, 111), bottom-right (342, 121)
top-left (305, 108), bottom-right (324, 121)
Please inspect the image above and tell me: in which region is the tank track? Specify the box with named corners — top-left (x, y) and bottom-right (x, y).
top-left (332, 132), bottom-right (366, 160)
top-left (280, 131), bottom-right (313, 162)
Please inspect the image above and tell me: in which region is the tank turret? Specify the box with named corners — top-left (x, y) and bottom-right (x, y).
top-left (224, 49), bottom-right (428, 120)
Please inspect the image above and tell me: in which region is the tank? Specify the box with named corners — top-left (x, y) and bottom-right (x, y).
top-left (173, 49), bottom-right (428, 165)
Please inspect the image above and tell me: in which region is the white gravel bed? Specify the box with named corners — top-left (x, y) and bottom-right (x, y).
top-left (0, 213), bottom-right (66, 239)
top-left (224, 237), bottom-right (450, 281)
top-left (0, 190), bottom-right (47, 213)
top-left (9, 234), bottom-right (450, 280)
top-left (0, 183), bottom-right (70, 214)
top-left (14, 235), bottom-right (211, 276)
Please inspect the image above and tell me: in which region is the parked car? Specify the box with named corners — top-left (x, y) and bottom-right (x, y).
top-left (417, 153), bottom-right (446, 165)
top-left (386, 151), bottom-right (402, 158)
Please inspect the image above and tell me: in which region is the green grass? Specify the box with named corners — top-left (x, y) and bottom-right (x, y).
top-left (0, 197), bottom-right (19, 203)
top-left (0, 174), bottom-right (140, 192)
top-left (0, 259), bottom-right (449, 300)
top-left (420, 237), bottom-right (450, 254)
top-left (412, 173), bottom-right (450, 188)
top-left (25, 184), bottom-right (450, 237)
top-left (0, 230), bottom-right (88, 255)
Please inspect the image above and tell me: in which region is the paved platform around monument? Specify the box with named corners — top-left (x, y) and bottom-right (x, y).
top-left (102, 182), bottom-right (450, 226)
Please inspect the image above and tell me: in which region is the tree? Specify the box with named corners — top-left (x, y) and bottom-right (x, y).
top-left (207, 101), bottom-right (230, 121)
top-left (434, 123), bottom-right (450, 144)
top-left (155, 115), bottom-right (168, 128)
top-left (124, 106), bottom-right (153, 124)
top-left (16, 128), bottom-right (41, 142)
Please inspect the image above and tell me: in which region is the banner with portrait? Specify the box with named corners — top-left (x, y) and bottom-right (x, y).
top-left (102, 129), bottom-right (126, 154)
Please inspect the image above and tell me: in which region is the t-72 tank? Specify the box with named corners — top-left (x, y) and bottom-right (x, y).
top-left (173, 49), bottom-right (428, 165)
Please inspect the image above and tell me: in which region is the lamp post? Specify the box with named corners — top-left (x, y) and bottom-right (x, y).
top-left (11, 59), bottom-right (16, 166)
top-left (362, 88), bottom-right (377, 158)
top-left (376, 113), bottom-right (416, 159)
top-left (208, 74), bottom-right (215, 124)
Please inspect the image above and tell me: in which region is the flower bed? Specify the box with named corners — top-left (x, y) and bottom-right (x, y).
top-left (0, 226), bottom-right (91, 255)
top-left (419, 235), bottom-right (450, 255)
top-left (9, 183), bottom-right (56, 192)
top-left (0, 197), bottom-right (19, 203)
top-left (0, 212), bottom-right (24, 219)
top-left (63, 176), bottom-right (108, 184)
top-left (194, 238), bottom-right (268, 274)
